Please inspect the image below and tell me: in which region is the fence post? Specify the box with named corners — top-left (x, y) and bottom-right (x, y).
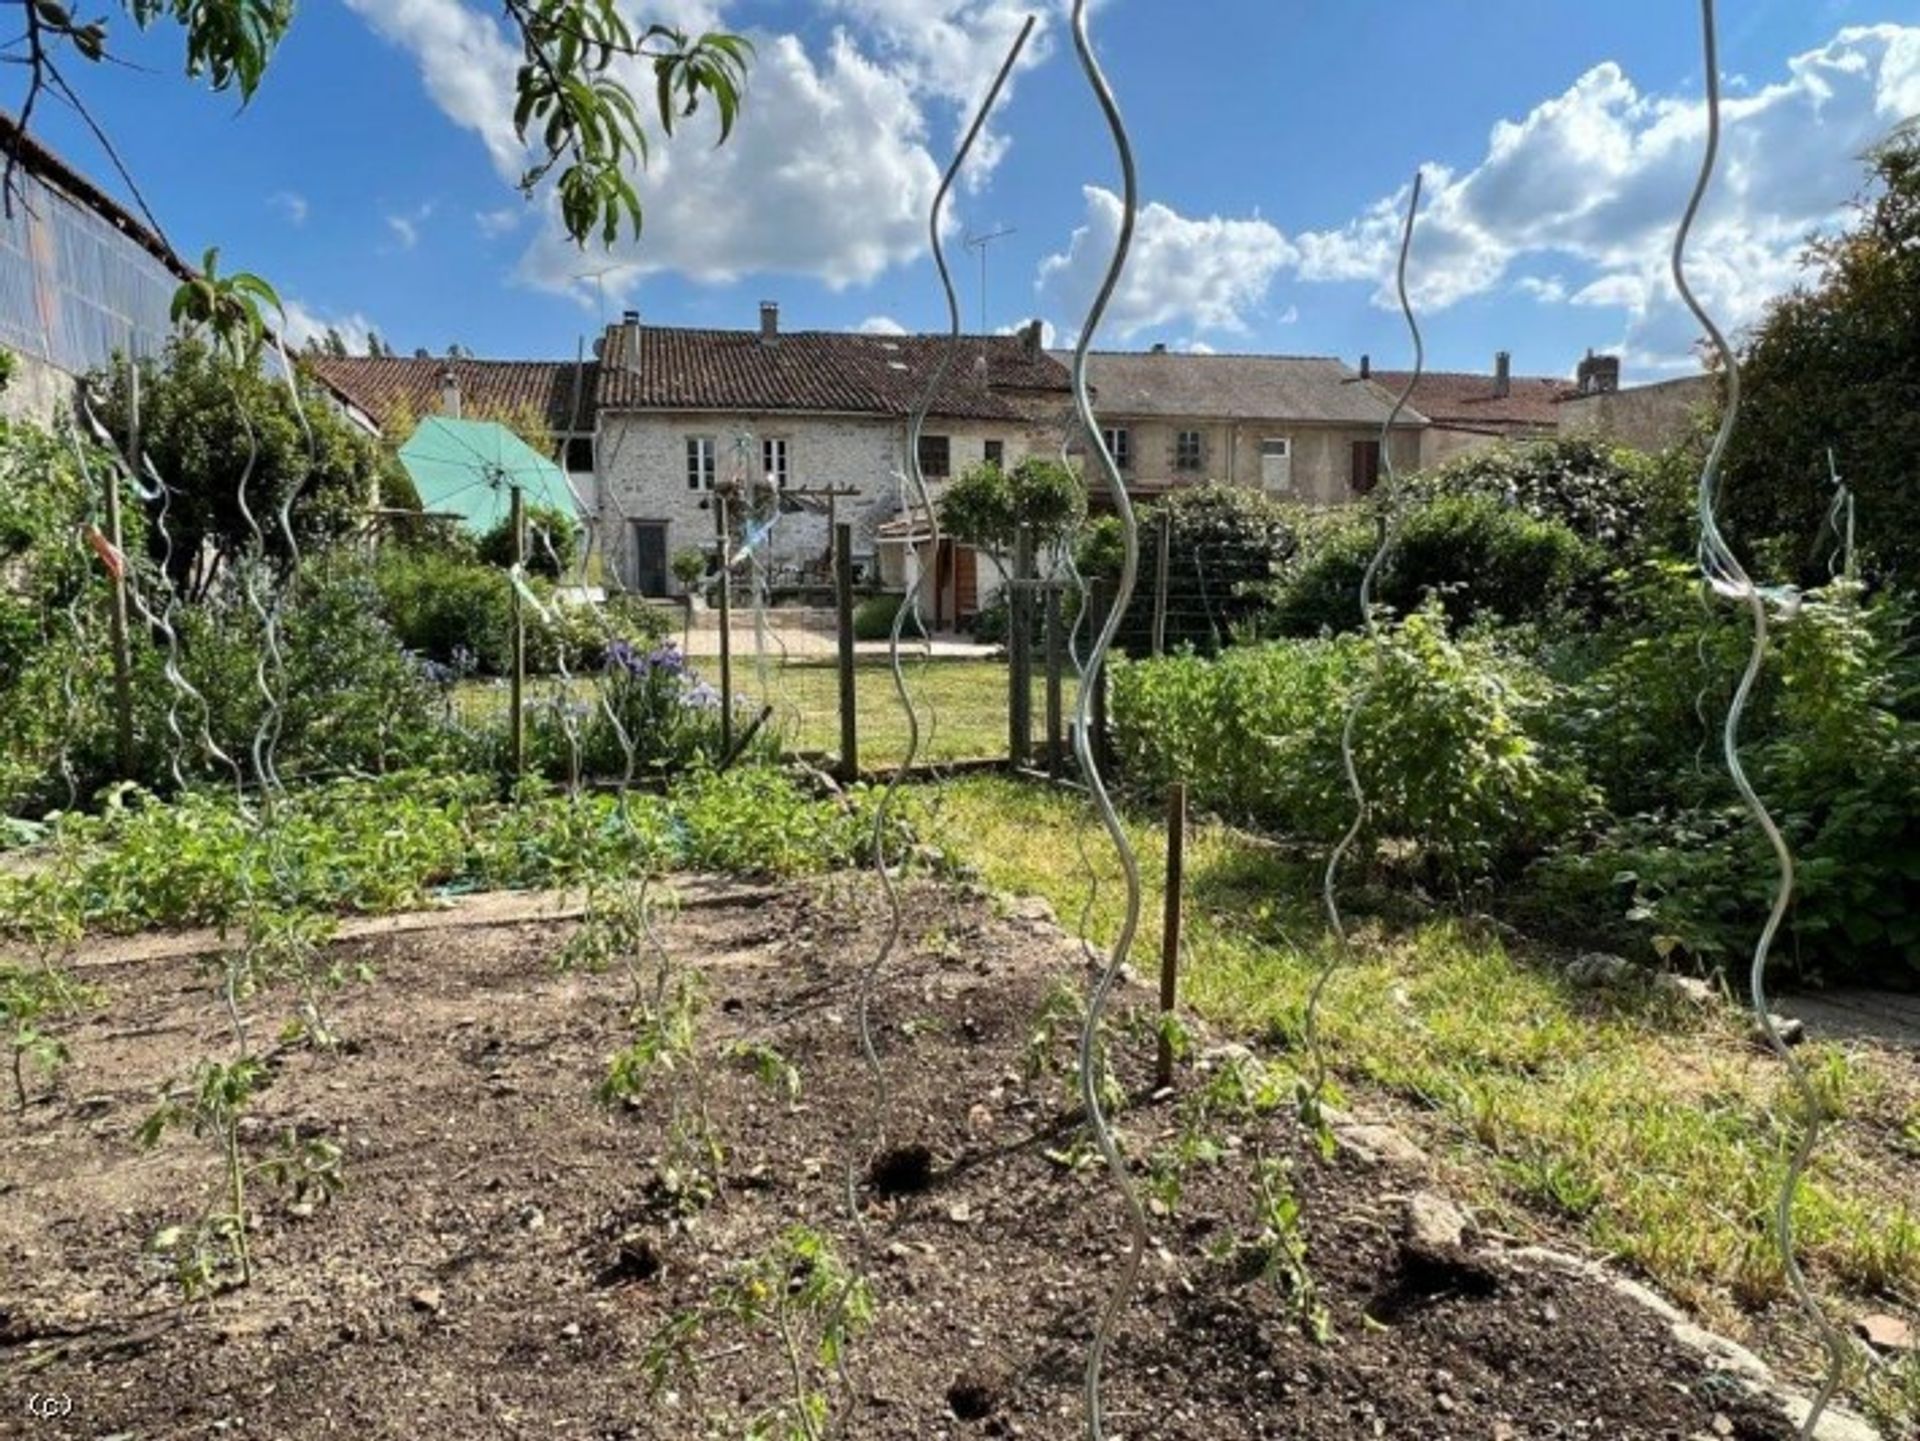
top-left (1151, 508), bottom-right (1172, 658)
top-left (509, 482), bottom-right (526, 781)
top-left (834, 521), bottom-right (858, 781)
top-left (715, 484), bottom-right (734, 757)
top-left (1044, 579), bottom-right (1064, 781)
top-left (1008, 523), bottom-right (1035, 767)
top-left (1156, 780), bottom-right (1188, 1090)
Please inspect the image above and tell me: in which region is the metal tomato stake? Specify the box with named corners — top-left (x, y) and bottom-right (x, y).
top-left (1305, 168), bottom-right (1424, 1126)
top-left (1063, 0), bottom-right (1146, 1435)
top-left (1671, 3), bottom-right (1854, 1433)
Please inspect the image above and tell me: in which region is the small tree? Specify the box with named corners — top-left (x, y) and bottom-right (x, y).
top-left (1725, 130), bottom-right (1920, 583)
top-left (93, 336), bottom-right (400, 599)
top-left (937, 456), bottom-right (1085, 564)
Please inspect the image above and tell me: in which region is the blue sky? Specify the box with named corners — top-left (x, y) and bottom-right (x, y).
top-left (21, 0), bottom-right (1920, 382)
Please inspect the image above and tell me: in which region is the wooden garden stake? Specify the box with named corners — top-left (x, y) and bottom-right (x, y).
top-left (1156, 780), bottom-right (1187, 1091)
top-left (834, 521), bottom-right (858, 780)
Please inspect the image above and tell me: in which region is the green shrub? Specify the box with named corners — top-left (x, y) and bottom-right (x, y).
top-left (1113, 602), bottom-right (1589, 882)
top-left (1406, 433), bottom-right (1688, 556)
top-left (1531, 578), bottom-right (1919, 986)
top-left (478, 503), bottom-right (580, 579)
top-left (853, 593), bottom-right (908, 642)
top-left (1270, 496), bottom-right (1604, 636)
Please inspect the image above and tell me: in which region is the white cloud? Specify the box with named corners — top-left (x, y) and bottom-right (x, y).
top-left (476, 206), bottom-right (524, 238)
top-left (858, 314), bottom-right (909, 334)
top-left (516, 32), bottom-right (940, 298)
top-left (340, 1), bottom-right (1035, 299)
top-left (385, 202), bottom-right (437, 252)
top-left (340, 0), bottom-right (522, 178)
top-left (269, 191), bottom-right (308, 226)
top-left (283, 300), bottom-right (379, 354)
top-left (1515, 275), bottom-right (1567, 304)
top-left (1289, 24), bottom-right (1920, 365)
top-left (1035, 186), bottom-right (1297, 341)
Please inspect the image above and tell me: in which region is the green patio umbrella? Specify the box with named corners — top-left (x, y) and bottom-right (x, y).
top-left (396, 417), bottom-right (581, 536)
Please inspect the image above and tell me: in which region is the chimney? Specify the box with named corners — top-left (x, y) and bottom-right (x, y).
top-left (1151, 341), bottom-right (1167, 355)
top-left (1576, 349), bottom-right (1622, 396)
top-left (439, 367), bottom-right (461, 419)
top-left (1359, 353), bottom-right (1371, 380)
top-left (759, 300), bottom-right (779, 342)
top-left (1020, 318), bottom-right (1043, 359)
top-left (1493, 350), bottom-right (1511, 399)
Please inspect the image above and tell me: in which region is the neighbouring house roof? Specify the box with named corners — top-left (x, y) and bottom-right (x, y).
top-left (1050, 350), bottom-right (1424, 428)
top-left (303, 356), bottom-right (597, 437)
top-left (397, 417), bottom-right (581, 535)
top-left (1369, 370), bottom-right (1576, 434)
top-left (596, 323), bottom-right (1070, 422)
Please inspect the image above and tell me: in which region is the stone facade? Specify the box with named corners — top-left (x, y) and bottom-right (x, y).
top-left (1094, 414), bottom-right (1423, 505)
top-left (1559, 373), bottom-right (1716, 454)
top-left (594, 409), bottom-right (1054, 596)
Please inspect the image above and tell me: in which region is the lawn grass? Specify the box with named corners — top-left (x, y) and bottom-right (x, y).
top-left (460, 659), bottom-right (1074, 767)
top-left (921, 775), bottom-right (1920, 1427)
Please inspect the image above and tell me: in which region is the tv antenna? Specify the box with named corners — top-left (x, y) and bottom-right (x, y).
top-left (963, 226), bottom-right (1016, 335)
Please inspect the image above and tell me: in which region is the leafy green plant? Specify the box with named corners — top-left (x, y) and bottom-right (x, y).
top-left (137, 1056), bottom-right (342, 1296)
top-left (1224, 1156), bottom-right (1330, 1343)
top-left (726, 1040), bottom-right (802, 1106)
top-left (600, 966), bottom-right (721, 1213)
top-left (1, 964), bottom-right (100, 1109)
top-left (641, 1226), bottom-right (873, 1441)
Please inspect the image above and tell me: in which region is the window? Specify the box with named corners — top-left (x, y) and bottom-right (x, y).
top-left (763, 436), bottom-right (790, 489)
top-left (564, 435), bottom-right (594, 473)
top-left (1174, 429), bottom-right (1205, 472)
top-left (686, 436), bottom-right (716, 491)
top-left (1351, 439), bottom-right (1382, 495)
top-left (1260, 436), bottom-right (1292, 492)
top-left (1101, 426), bottom-right (1131, 470)
top-left (918, 433), bottom-right (951, 479)
top-left (983, 438), bottom-right (1005, 468)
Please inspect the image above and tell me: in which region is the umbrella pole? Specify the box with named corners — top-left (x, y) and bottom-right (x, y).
top-left (510, 482), bottom-right (526, 782)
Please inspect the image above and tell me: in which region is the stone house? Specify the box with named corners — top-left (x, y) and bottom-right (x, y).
top-left (588, 306), bottom-right (1070, 625)
top-left (1054, 347), bottom-right (1424, 504)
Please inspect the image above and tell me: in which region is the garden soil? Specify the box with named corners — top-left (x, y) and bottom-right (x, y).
top-left (3, 880), bottom-right (1802, 1439)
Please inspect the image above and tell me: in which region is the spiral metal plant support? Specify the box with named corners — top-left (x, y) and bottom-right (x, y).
top-left (1304, 170), bottom-right (1424, 1117)
top-left (1062, 2), bottom-right (1144, 1435)
top-left (1822, 449), bottom-right (1855, 584)
top-left (1673, 4), bottom-right (1851, 1433)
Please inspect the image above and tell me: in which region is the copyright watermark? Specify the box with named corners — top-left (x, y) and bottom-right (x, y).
top-left (24, 1392), bottom-right (74, 1420)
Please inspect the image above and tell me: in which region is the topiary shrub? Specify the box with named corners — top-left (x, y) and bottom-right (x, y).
top-left (853, 593), bottom-right (908, 642)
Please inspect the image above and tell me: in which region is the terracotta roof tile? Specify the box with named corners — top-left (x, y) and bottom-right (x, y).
top-left (302, 356), bottom-right (597, 436)
top-left (1370, 370), bottom-right (1576, 432)
top-left (1053, 350), bottom-right (1420, 427)
top-left (595, 324), bottom-right (1069, 421)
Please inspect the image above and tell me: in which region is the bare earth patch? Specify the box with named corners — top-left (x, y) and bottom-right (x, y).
top-left (2, 879), bottom-right (1816, 1439)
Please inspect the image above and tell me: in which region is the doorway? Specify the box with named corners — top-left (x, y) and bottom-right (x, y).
top-left (631, 520), bottom-right (669, 595)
